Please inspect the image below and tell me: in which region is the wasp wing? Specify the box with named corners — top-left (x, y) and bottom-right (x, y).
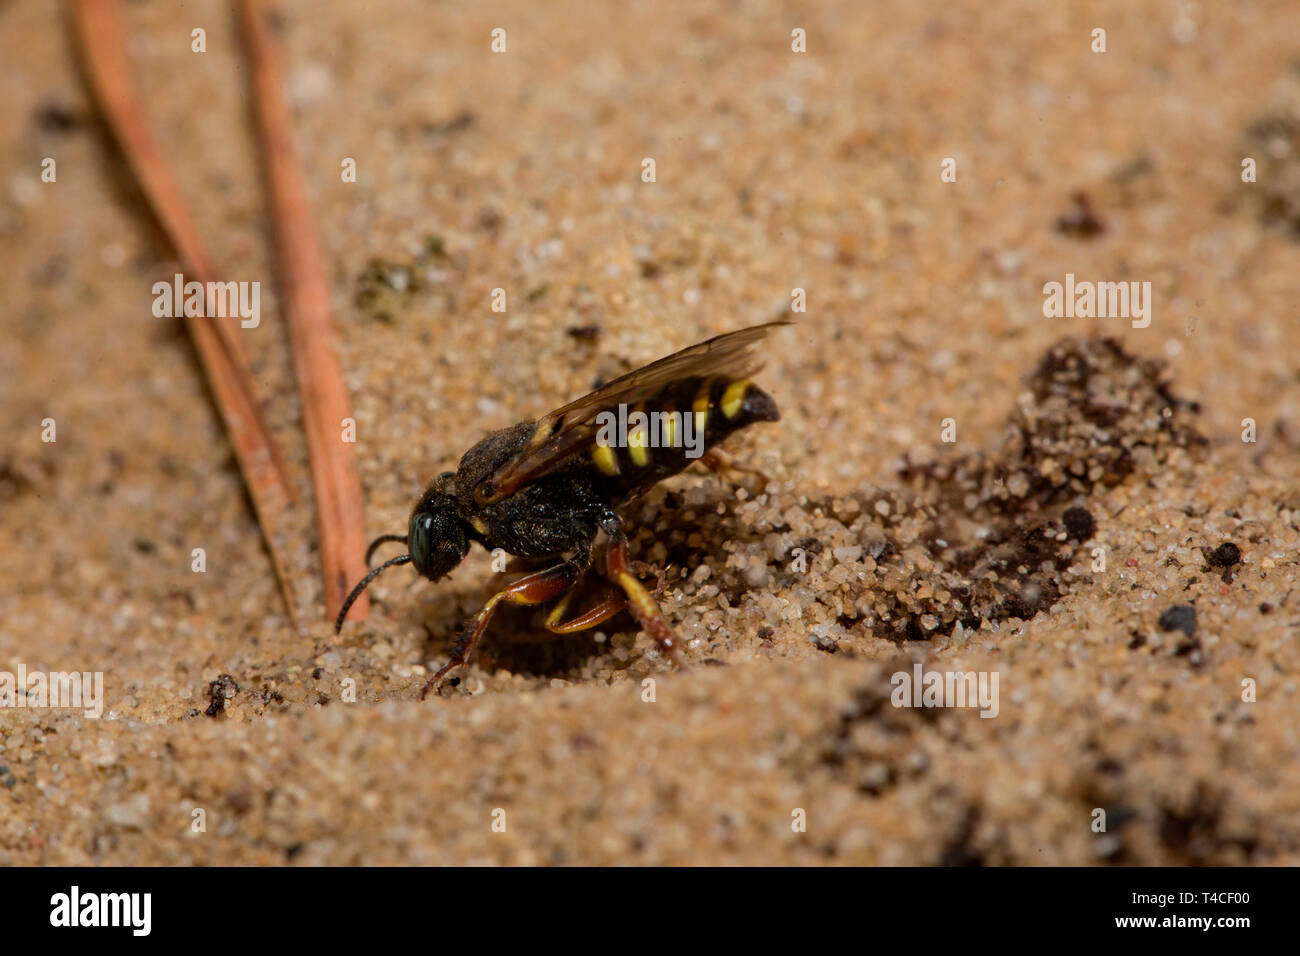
top-left (474, 319), bottom-right (790, 504)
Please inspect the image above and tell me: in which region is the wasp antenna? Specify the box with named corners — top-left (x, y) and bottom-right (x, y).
top-left (335, 554), bottom-right (412, 633)
top-left (365, 533), bottom-right (409, 567)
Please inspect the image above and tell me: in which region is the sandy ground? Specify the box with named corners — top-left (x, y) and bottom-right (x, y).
top-left (2, 0), bottom-right (1300, 864)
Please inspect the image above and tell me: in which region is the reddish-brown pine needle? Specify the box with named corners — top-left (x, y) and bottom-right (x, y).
top-left (240, 0), bottom-right (370, 621)
top-left (71, 0), bottom-right (299, 621)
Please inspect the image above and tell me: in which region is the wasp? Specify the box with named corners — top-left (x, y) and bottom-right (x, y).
top-left (335, 319), bottom-right (789, 695)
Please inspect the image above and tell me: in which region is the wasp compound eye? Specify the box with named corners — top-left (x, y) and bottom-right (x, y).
top-left (409, 512), bottom-right (434, 570)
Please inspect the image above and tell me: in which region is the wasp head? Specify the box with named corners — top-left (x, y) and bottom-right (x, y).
top-left (407, 472), bottom-right (470, 581)
top-left (334, 472), bottom-right (471, 634)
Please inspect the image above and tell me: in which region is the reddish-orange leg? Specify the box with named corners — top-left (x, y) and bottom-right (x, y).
top-left (543, 585), bottom-right (626, 633)
top-left (544, 560), bottom-right (670, 634)
top-left (699, 447), bottom-right (769, 491)
top-left (420, 526), bottom-right (681, 695)
top-left (420, 560), bottom-right (583, 698)
top-left (603, 528), bottom-right (688, 669)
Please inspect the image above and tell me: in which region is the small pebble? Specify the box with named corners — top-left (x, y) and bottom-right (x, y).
top-left (1062, 506), bottom-right (1096, 540)
top-left (1209, 542), bottom-right (1241, 568)
top-left (1157, 604), bottom-right (1197, 638)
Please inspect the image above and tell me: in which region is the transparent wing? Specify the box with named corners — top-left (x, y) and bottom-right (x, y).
top-left (474, 319), bottom-right (790, 504)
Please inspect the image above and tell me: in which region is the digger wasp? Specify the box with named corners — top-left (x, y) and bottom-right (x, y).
top-left (335, 319), bottom-right (789, 695)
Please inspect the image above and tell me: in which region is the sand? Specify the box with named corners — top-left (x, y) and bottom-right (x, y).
top-left (2, 0), bottom-right (1299, 864)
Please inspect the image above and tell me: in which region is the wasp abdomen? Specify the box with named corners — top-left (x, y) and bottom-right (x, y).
top-left (589, 375), bottom-right (778, 499)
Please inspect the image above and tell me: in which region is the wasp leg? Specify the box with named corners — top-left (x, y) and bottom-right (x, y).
top-left (543, 588), bottom-right (627, 633)
top-left (630, 560), bottom-right (671, 600)
top-left (598, 518), bottom-right (688, 670)
top-left (698, 447), bottom-right (769, 491)
top-left (420, 560), bottom-right (582, 698)
top-left (544, 558), bottom-right (671, 634)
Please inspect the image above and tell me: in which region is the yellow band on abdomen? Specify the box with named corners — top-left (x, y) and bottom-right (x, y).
top-left (721, 379), bottom-right (751, 419)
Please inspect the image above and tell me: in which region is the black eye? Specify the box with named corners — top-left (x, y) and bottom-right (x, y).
top-left (409, 512), bottom-right (434, 562)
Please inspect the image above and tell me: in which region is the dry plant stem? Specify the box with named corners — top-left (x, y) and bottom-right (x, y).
top-left (240, 0), bottom-right (370, 621)
top-left (71, 0), bottom-right (298, 620)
